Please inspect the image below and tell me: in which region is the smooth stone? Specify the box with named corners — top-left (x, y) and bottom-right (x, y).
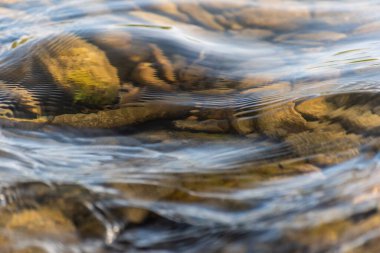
top-left (295, 97), bottom-right (336, 120)
top-left (123, 207), bottom-right (150, 224)
top-left (330, 105), bottom-right (380, 133)
top-left (6, 208), bottom-right (76, 235)
top-left (286, 130), bottom-right (361, 166)
top-left (178, 3), bottom-right (224, 31)
top-left (231, 28), bottom-right (274, 39)
top-left (36, 35), bottom-right (120, 106)
top-left (237, 1), bottom-right (310, 30)
top-left (285, 212), bottom-right (380, 252)
top-left (230, 116), bottom-right (255, 135)
top-left (174, 119), bottom-right (230, 133)
top-left (112, 183), bottom-right (175, 201)
top-left (145, 0), bottom-right (190, 22)
top-left (275, 31), bottom-right (347, 44)
top-left (14, 247), bottom-right (47, 253)
top-left (52, 104), bottom-right (189, 128)
top-left (238, 74), bottom-right (276, 89)
top-left (241, 81), bottom-right (291, 94)
top-left (257, 102), bottom-right (310, 138)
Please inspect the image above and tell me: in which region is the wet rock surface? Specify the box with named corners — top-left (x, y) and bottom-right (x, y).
top-left (0, 0), bottom-right (379, 253)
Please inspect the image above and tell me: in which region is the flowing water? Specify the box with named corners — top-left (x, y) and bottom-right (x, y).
top-left (0, 0), bottom-right (380, 252)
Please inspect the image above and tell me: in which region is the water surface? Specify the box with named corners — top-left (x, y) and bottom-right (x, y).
top-left (0, 1), bottom-right (380, 252)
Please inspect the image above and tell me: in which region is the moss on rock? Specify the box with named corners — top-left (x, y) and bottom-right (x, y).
top-left (36, 35), bottom-right (120, 107)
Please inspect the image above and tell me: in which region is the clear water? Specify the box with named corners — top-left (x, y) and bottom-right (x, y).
top-left (0, 1), bottom-right (380, 252)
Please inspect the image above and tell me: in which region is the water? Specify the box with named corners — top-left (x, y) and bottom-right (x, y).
top-left (0, 0), bottom-right (380, 252)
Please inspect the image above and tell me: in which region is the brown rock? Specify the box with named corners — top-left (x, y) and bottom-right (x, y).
top-left (295, 96), bottom-right (336, 120)
top-left (286, 130), bottom-right (361, 166)
top-left (0, 82), bottom-right (41, 118)
top-left (0, 116), bottom-right (49, 130)
top-left (146, 0), bottom-right (190, 22)
top-left (275, 31), bottom-right (347, 45)
top-left (174, 119), bottom-right (230, 133)
top-left (231, 28), bottom-right (274, 40)
top-left (238, 74), bottom-right (275, 89)
top-left (285, 212), bottom-right (380, 252)
top-left (14, 246), bottom-right (47, 253)
top-left (130, 10), bottom-right (178, 26)
top-left (6, 208), bottom-right (75, 235)
top-left (241, 82), bottom-right (291, 94)
top-left (131, 62), bottom-right (172, 90)
top-left (200, 2), bottom-right (246, 11)
top-left (123, 207), bottom-right (150, 224)
top-left (230, 116), bottom-right (255, 135)
top-left (279, 162), bottom-right (321, 173)
top-left (150, 43), bottom-right (177, 83)
top-left (52, 104), bottom-right (189, 128)
top-left (284, 220), bottom-right (351, 250)
top-left (237, 1), bottom-right (310, 30)
top-left (257, 102), bottom-right (310, 138)
top-left (330, 105), bottom-right (380, 133)
top-left (178, 3), bottom-right (224, 31)
top-left (111, 183), bottom-right (175, 202)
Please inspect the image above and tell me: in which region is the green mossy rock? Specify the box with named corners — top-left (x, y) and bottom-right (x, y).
top-left (37, 35), bottom-right (120, 107)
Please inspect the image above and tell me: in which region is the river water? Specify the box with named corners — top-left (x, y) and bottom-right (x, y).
top-left (0, 1), bottom-right (380, 252)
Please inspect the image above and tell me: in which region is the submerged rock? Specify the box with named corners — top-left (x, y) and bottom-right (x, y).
top-left (295, 96), bottom-right (336, 120)
top-left (230, 116), bottom-right (256, 135)
top-left (275, 31), bottom-right (347, 45)
top-left (283, 210), bottom-right (380, 253)
top-left (178, 3), bottom-right (225, 31)
top-left (330, 105), bottom-right (380, 133)
top-left (6, 207), bottom-right (76, 236)
top-left (52, 104), bottom-right (189, 128)
top-left (0, 83), bottom-right (41, 118)
top-left (36, 34), bottom-right (120, 107)
top-left (257, 102), bottom-right (310, 138)
top-left (174, 118), bottom-right (230, 133)
top-left (237, 1), bottom-right (310, 31)
top-left (286, 128), bottom-right (361, 166)
top-left (14, 247), bottom-right (48, 253)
